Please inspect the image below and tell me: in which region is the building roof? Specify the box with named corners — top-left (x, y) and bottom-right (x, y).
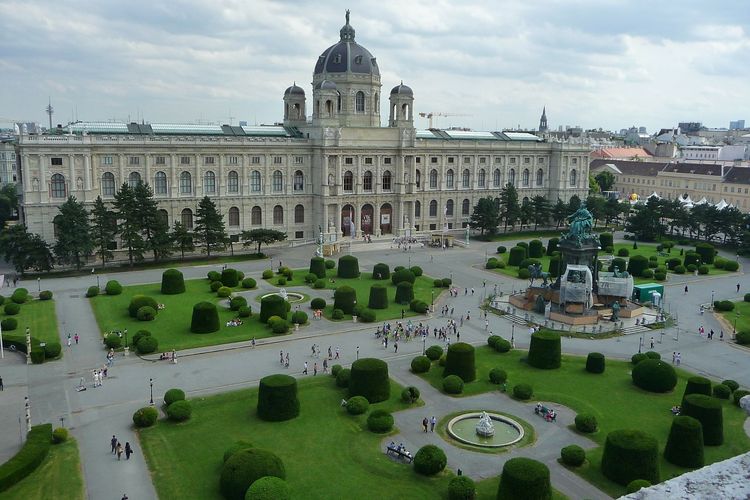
top-left (284, 83), bottom-right (305, 96)
top-left (415, 130), bottom-right (542, 142)
top-left (591, 147), bottom-right (652, 159)
top-left (390, 82), bottom-right (413, 96)
top-left (591, 159), bottom-right (728, 177)
top-left (723, 166), bottom-right (750, 184)
top-left (314, 12), bottom-right (379, 77)
top-left (62, 121), bottom-right (302, 138)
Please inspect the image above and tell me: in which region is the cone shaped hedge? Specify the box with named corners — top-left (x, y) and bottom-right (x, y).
top-left (161, 268), bottom-right (185, 294)
top-left (333, 286), bottom-right (357, 314)
top-left (257, 374), bottom-right (300, 422)
top-left (681, 394), bottom-right (724, 445)
top-left (497, 457), bottom-right (551, 500)
top-left (664, 415), bottom-right (704, 468)
top-left (368, 285), bottom-right (388, 309)
top-left (443, 342), bottom-right (476, 382)
top-left (601, 429), bottom-right (659, 486)
top-left (348, 358), bottom-right (390, 403)
top-left (309, 257), bottom-right (326, 278)
top-left (190, 302), bottom-right (219, 333)
top-left (337, 255), bottom-right (360, 278)
top-left (260, 294), bottom-right (289, 323)
top-left (528, 330), bottom-right (561, 369)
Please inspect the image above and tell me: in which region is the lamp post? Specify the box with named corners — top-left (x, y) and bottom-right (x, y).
top-left (422, 334), bottom-right (426, 354)
top-left (431, 290), bottom-right (434, 312)
top-left (25, 327), bottom-right (31, 365)
top-left (124, 329), bottom-right (128, 348)
top-left (37, 277), bottom-right (40, 293)
top-left (0, 319), bottom-right (4, 359)
top-left (638, 335), bottom-right (644, 354)
top-left (511, 323), bottom-right (515, 349)
top-left (96, 274), bottom-right (100, 288)
top-left (24, 397), bottom-right (31, 432)
top-left (711, 290), bottom-right (715, 310)
top-left (317, 225), bottom-right (323, 257)
top-left (356, 346), bottom-right (359, 360)
top-left (149, 378), bottom-right (154, 406)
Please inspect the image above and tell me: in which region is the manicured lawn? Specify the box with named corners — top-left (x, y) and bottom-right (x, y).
top-left (0, 297), bottom-right (60, 346)
top-left (3, 439), bottom-right (84, 500)
top-left (722, 301), bottom-right (750, 336)
top-left (263, 267), bottom-right (441, 322)
top-left (90, 278), bottom-right (293, 351)
top-left (419, 347), bottom-right (750, 497)
top-left (477, 229), bottom-right (572, 242)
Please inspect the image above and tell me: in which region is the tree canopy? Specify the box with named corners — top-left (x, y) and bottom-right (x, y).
top-left (240, 228), bottom-right (287, 255)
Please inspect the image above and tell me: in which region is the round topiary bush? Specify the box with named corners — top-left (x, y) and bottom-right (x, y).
top-left (210, 281), bottom-right (223, 292)
top-left (425, 345), bottom-right (443, 361)
top-left (644, 351), bottom-right (661, 360)
top-left (409, 300), bottom-right (429, 313)
top-left (220, 268), bottom-right (239, 287)
top-left (441, 277), bottom-right (452, 288)
top-left (631, 353), bottom-right (647, 365)
top-left (443, 375), bottom-right (464, 394)
top-left (128, 295), bottom-right (158, 318)
top-left (309, 257), bottom-right (326, 279)
top-left (257, 374), bottom-right (299, 422)
top-left (599, 233), bottom-right (613, 249)
top-left (366, 409), bottom-right (394, 433)
top-left (528, 330), bottom-right (561, 369)
top-left (683, 251), bottom-right (701, 268)
top-left (86, 286), bottom-right (100, 297)
top-left (517, 268), bottom-right (531, 279)
top-left (663, 415), bottom-right (704, 468)
top-left (410, 266), bottom-right (423, 277)
top-left (497, 245), bottom-right (508, 254)
top-left (560, 445), bottom-right (586, 467)
top-left (161, 268), bottom-right (185, 294)
top-left (674, 265), bottom-right (687, 274)
top-left (223, 441), bottom-right (253, 463)
top-left (262, 270), bottom-right (273, 279)
top-left (574, 413), bottom-right (598, 433)
top-left (401, 386), bottom-right (420, 403)
top-left (220, 448), bottom-right (286, 500)
top-left (489, 368), bottom-right (508, 385)
top-left (497, 457), bottom-right (551, 500)
top-left (443, 342), bottom-right (476, 382)
top-left (137, 306), bottom-right (157, 321)
top-left (310, 298), bottom-right (326, 310)
top-left (528, 239), bottom-right (544, 258)
top-left (335, 368), bottom-right (350, 387)
top-left (230, 296), bottom-right (248, 311)
top-left (3, 302), bottom-right (20, 315)
top-left (132, 406), bottom-right (159, 428)
top-left (390, 268), bottom-right (416, 287)
top-left (486, 258), bottom-right (499, 269)
top-left (337, 255), bottom-right (360, 278)
top-left (508, 246), bottom-right (527, 266)
top-left (268, 317), bottom-right (290, 334)
top-left (372, 262), bottom-right (390, 280)
top-left (260, 294), bottom-right (288, 323)
top-left (722, 379), bottom-right (739, 392)
top-left (681, 394), bottom-right (723, 445)
top-left (349, 358), bottom-right (390, 403)
top-left (164, 388), bottom-right (185, 406)
top-left (626, 480), bottom-right (652, 494)
top-left (190, 301), bottom-right (220, 333)
top-left (242, 277), bottom-right (257, 289)
top-left (333, 285), bottom-right (357, 315)
top-left (586, 352), bottom-right (605, 374)
top-left (601, 429), bottom-right (659, 486)
top-left (330, 364), bottom-right (342, 377)
top-left (653, 271), bottom-right (667, 281)
top-left (105, 280), bottom-right (122, 295)
top-left (208, 270), bottom-right (221, 281)
top-left (291, 311), bottom-right (308, 325)
top-left (104, 333), bottom-right (122, 349)
top-left (166, 400), bottom-right (192, 422)
top-left (737, 330), bottom-right (750, 345)
top-left (331, 308), bottom-right (344, 320)
top-left (493, 338), bottom-right (512, 353)
top-left (695, 242), bottom-right (715, 264)
top-left (413, 445), bottom-right (447, 476)
top-left (734, 389), bottom-right (750, 406)
top-left (513, 383), bottom-right (533, 400)
top-left (631, 359), bottom-right (677, 393)
top-left (324, 259), bottom-right (335, 269)
top-left (411, 355), bottom-right (431, 374)
top-left (641, 269), bottom-right (654, 279)
top-left (131, 329), bottom-right (150, 347)
top-left (312, 279), bottom-right (324, 289)
top-left (448, 475), bottom-right (476, 500)
top-left (683, 376), bottom-right (712, 401)
top-left (303, 272), bottom-right (317, 285)
top-left (136, 335), bottom-right (158, 354)
top-left (217, 286), bottom-right (233, 298)
top-left (627, 255), bottom-right (649, 277)
top-left (244, 476), bottom-right (291, 500)
top-left (0, 318), bottom-right (17, 331)
top-left (52, 427), bottom-right (69, 444)
top-left (617, 247), bottom-right (630, 257)
top-left (39, 290), bottom-right (53, 300)
top-left (394, 282), bottom-right (414, 305)
top-left (345, 395), bottom-right (369, 415)
top-left (238, 306), bottom-right (252, 318)
top-left (368, 284), bottom-right (388, 309)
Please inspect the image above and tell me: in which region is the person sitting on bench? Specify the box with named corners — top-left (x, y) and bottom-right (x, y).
top-left (535, 403), bottom-right (544, 415)
top-left (545, 409), bottom-right (556, 422)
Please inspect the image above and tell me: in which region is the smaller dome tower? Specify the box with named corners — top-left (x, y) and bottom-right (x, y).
top-left (312, 79), bottom-right (340, 127)
top-left (283, 83), bottom-right (306, 127)
top-left (388, 82), bottom-right (414, 128)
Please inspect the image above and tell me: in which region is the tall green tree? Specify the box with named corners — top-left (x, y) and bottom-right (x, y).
top-left (113, 183), bottom-right (145, 266)
top-left (469, 197), bottom-right (501, 235)
top-left (0, 184), bottom-right (18, 227)
top-left (240, 228), bottom-right (287, 256)
top-left (170, 221), bottom-right (194, 260)
top-left (53, 196), bottom-right (93, 270)
top-left (552, 199), bottom-right (568, 228)
top-left (194, 196), bottom-right (228, 257)
top-left (90, 196), bottom-right (117, 267)
top-left (595, 171), bottom-right (616, 192)
top-left (498, 183), bottom-right (521, 231)
top-left (0, 224), bottom-right (54, 274)
top-left (588, 174), bottom-right (600, 195)
top-left (585, 195), bottom-right (606, 227)
top-left (603, 197), bottom-right (623, 227)
top-left (133, 182), bottom-right (171, 261)
top-left (530, 195), bottom-right (552, 230)
top-left (625, 198), bottom-right (665, 241)
top-left (520, 198), bottom-right (533, 230)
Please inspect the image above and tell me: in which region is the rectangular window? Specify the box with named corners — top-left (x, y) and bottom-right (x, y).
top-left (448, 157), bottom-right (455, 164)
top-left (204, 156), bottom-right (215, 165)
top-left (129, 156), bottom-right (140, 165)
top-left (228, 156), bottom-right (239, 165)
top-left (416, 157), bottom-right (421, 164)
top-left (494, 156), bottom-right (501, 164)
top-left (479, 157), bottom-right (486, 164)
top-left (294, 156), bottom-right (303, 164)
top-left (345, 157), bottom-right (353, 165)
top-left (383, 158), bottom-right (391, 165)
top-left (510, 157), bottom-right (516, 164)
top-left (524, 157), bottom-right (530, 164)
top-left (538, 157), bottom-right (545, 165)
top-left (429, 224), bottom-right (437, 231)
top-left (51, 157), bottom-right (63, 166)
top-left (572, 158), bottom-right (578, 166)
top-left (155, 156), bottom-right (165, 165)
top-left (251, 156), bottom-right (261, 164)
top-left (463, 157), bottom-right (471, 164)
top-left (431, 157), bottom-right (438, 164)
top-left (102, 156), bottom-right (113, 165)
top-left (180, 156), bottom-right (191, 165)
top-left (365, 157), bottom-right (373, 165)
top-left (273, 156), bottom-right (282, 164)
top-left (295, 231), bottom-right (304, 239)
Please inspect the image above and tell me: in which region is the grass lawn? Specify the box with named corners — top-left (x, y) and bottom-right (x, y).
top-left (419, 347), bottom-right (750, 497)
top-left (477, 229), bottom-right (574, 242)
top-left (3, 439), bottom-right (85, 500)
top-left (722, 301), bottom-right (750, 336)
top-left (90, 278), bottom-right (294, 351)
top-left (0, 297), bottom-right (60, 346)
top-left (263, 267), bottom-right (441, 322)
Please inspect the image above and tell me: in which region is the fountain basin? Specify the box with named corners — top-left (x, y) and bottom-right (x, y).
top-left (447, 412), bottom-right (524, 448)
top-left (259, 292), bottom-right (306, 303)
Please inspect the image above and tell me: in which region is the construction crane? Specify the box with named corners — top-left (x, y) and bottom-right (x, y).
top-left (418, 112), bottom-right (471, 129)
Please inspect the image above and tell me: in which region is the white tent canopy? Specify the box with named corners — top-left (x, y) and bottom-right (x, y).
top-left (648, 192), bottom-right (660, 199)
top-left (694, 197), bottom-right (708, 205)
top-left (680, 195), bottom-right (693, 204)
top-left (715, 199), bottom-right (728, 210)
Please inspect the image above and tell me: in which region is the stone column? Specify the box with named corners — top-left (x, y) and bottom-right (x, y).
top-left (68, 154), bottom-right (75, 194)
top-left (84, 154), bottom-right (92, 192)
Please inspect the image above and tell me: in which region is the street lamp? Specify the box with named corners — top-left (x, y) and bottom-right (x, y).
top-left (37, 277), bottom-right (40, 293)
top-left (124, 329), bottom-right (128, 348)
top-left (422, 334), bottom-right (426, 354)
top-left (24, 397), bottom-right (31, 432)
top-left (638, 335), bottom-right (644, 354)
top-left (96, 275), bottom-right (100, 288)
top-left (431, 290), bottom-right (434, 312)
top-left (711, 290), bottom-right (715, 310)
top-left (511, 324), bottom-right (515, 349)
top-left (149, 378), bottom-right (154, 406)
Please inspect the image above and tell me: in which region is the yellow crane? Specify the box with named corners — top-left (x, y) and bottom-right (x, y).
top-left (418, 112), bottom-right (471, 129)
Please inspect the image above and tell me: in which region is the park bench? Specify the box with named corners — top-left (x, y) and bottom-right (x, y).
top-left (386, 446), bottom-right (413, 463)
top-left (533, 404), bottom-right (557, 422)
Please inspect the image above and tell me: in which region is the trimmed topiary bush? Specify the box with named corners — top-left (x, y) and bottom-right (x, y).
top-left (220, 268), bottom-right (239, 287)
top-left (528, 239), bottom-right (544, 258)
top-left (391, 268), bottom-right (416, 286)
top-left (331, 308), bottom-right (344, 320)
top-left (425, 345), bottom-right (443, 361)
top-left (599, 233), bottom-right (613, 249)
top-left (575, 413), bottom-right (597, 433)
top-left (413, 445), bottom-right (447, 476)
top-left (609, 257), bottom-right (627, 273)
top-left (626, 480), bottom-right (652, 494)
top-left (349, 358), bottom-right (390, 403)
top-left (164, 388), bottom-right (186, 406)
top-left (517, 268), bottom-right (531, 279)
top-left (42, 341), bottom-right (61, 360)
top-left (401, 386), bottom-right (420, 404)
top-left (337, 255), bottom-right (360, 278)
top-left (448, 475), bottom-right (476, 500)
top-left (601, 429), bottom-right (660, 486)
top-left (29, 348), bottom-right (44, 364)
top-left (309, 257), bottom-right (326, 278)
top-left (335, 368), bottom-right (350, 388)
top-left (493, 337), bottom-right (512, 353)
top-left (345, 395), bottom-right (369, 415)
top-left (131, 330), bottom-right (151, 348)
top-left (394, 282), bottom-right (414, 305)
top-left (86, 286), bottom-right (100, 297)
top-left (681, 394), bottom-right (723, 445)
top-left (366, 409), bottom-right (394, 433)
top-left (411, 355), bottom-right (431, 373)
top-left (291, 311), bottom-right (308, 325)
top-left (674, 265), bottom-right (686, 274)
top-left (497, 245), bottom-right (508, 254)
top-left (136, 336), bottom-right (158, 354)
top-left (166, 400), bottom-right (192, 422)
top-left (223, 441), bottom-right (253, 463)
top-left (190, 301), bottom-right (220, 333)
top-left (104, 333), bottom-right (122, 349)
top-left (52, 427), bottom-right (68, 444)
top-left (220, 448), bottom-right (285, 500)
top-left (733, 389), bottom-right (750, 406)
top-left (3, 303), bottom-right (19, 315)
top-left (128, 295), bottom-right (158, 318)
top-left (217, 286), bottom-right (232, 297)
top-left (10, 288), bottom-right (28, 304)
top-left (508, 246), bottom-right (527, 266)
top-left (617, 247), bottom-right (630, 257)
top-left (372, 262), bottom-right (390, 280)
top-left (497, 457), bottom-right (551, 500)
top-left (627, 255), bottom-right (649, 277)
top-left (310, 297), bottom-right (326, 310)
top-left (586, 352), bottom-right (605, 374)
top-left (443, 375), bottom-right (464, 394)
top-left (631, 359), bottom-right (677, 393)
top-left (695, 242), bottom-right (715, 264)
top-left (560, 445), bottom-right (586, 467)
top-left (443, 342), bottom-right (476, 382)
top-left (245, 476), bottom-right (291, 500)
top-left (409, 299), bottom-right (429, 313)
top-left (325, 259), bottom-right (335, 269)
top-left (137, 306), bottom-right (157, 321)
top-left (441, 278), bottom-right (452, 288)
top-left (262, 270), bottom-right (273, 279)
top-left (333, 286), bottom-right (357, 315)
top-left (410, 266), bottom-right (423, 277)
top-left (664, 415), bottom-right (704, 468)
top-left (268, 317), bottom-right (290, 334)
top-left (132, 406), bottom-right (158, 428)
top-left (230, 296), bottom-right (248, 311)
top-left (737, 331), bottom-right (750, 345)
top-left (0, 318), bottom-right (17, 331)
top-left (367, 284), bottom-right (388, 310)
top-left (528, 330), bottom-right (561, 369)
top-left (683, 251), bottom-right (701, 268)
top-left (683, 376), bottom-right (712, 402)
top-left (105, 280), bottom-right (122, 295)
top-left (644, 351), bottom-right (661, 360)
top-left (631, 353), bottom-right (647, 365)
top-left (238, 306), bottom-right (252, 318)
top-left (489, 368), bottom-right (508, 385)
top-left (242, 277), bottom-right (257, 289)
top-left (210, 281), bottom-right (223, 292)
top-left (208, 270), bottom-right (220, 282)
top-left (0, 423), bottom-right (52, 492)
top-left (257, 374), bottom-right (299, 422)
top-left (260, 294), bottom-right (288, 323)
top-left (513, 383), bottom-right (533, 400)
top-left (722, 379), bottom-right (739, 392)
top-left (39, 290), bottom-right (53, 300)
top-left (161, 269), bottom-right (185, 294)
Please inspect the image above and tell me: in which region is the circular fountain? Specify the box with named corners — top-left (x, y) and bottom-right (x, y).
top-left (447, 411), bottom-right (524, 448)
top-left (259, 288), bottom-right (305, 303)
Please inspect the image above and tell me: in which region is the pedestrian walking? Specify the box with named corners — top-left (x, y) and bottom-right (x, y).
top-left (303, 362), bottom-right (308, 375)
top-left (125, 442), bottom-right (133, 460)
top-left (684, 285), bottom-right (688, 294)
top-left (471, 287), bottom-right (475, 295)
top-left (328, 346), bottom-right (332, 359)
top-left (74, 333), bottom-right (79, 345)
top-left (401, 309), bottom-right (405, 319)
top-left (285, 352), bottom-right (290, 368)
top-left (0, 376), bottom-right (3, 391)
top-left (313, 363), bottom-right (318, 376)
top-left (737, 283), bottom-right (741, 293)
top-left (676, 352), bottom-right (681, 366)
top-left (280, 350), bottom-right (284, 365)
top-left (430, 416), bottom-right (436, 432)
top-left (111, 435), bottom-right (117, 454)
top-left (720, 330), bottom-right (724, 341)
top-left (466, 311), bottom-right (470, 321)
top-left (485, 319), bottom-right (489, 331)
top-left (116, 442), bottom-right (123, 460)
top-left (251, 337), bottom-right (256, 348)
top-left (323, 358), bottom-right (328, 373)
top-left (335, 347), bottom-right (340, 359)
top-left (422, 417), bottom-right (429, 432)
top-left (671, 352), bottom-right (676, 364)
top-left (650, 337), bottom-right (654, 349)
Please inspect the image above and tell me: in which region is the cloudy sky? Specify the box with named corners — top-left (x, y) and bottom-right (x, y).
top-left (1, 0), bottom-right (748, 132)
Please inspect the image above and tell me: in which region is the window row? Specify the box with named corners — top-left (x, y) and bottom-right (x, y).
top-left (420, 168), bottom-right (547, 189)
top-left (413, 199), bottom-right (472, 218)
top-left (424, 156), bottom-right (547, 166)
top-left (174, 204), bottom-right (306, 229)
top-left (95, 155), bottom-right (305, 166)
top-left (343, 170), bottom-right (392, 191)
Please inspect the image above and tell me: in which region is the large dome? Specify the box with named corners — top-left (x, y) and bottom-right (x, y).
top-left (313, 11), bottom-right (379, 77)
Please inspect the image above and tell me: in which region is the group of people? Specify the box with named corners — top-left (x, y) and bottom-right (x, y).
top-left (534, 403), bottom-right (557, 422)
top-left (91, 367), bottom-right (107, 387)
top-left (698, 326), bottom-right (722, 340)
top-left (387, 441), bottom-right (412, 458)
top-left (110, 435), bottom-right (133, 461)
top-left (312, 309), bottom-right (324, 320)
top-left (421, 416), bottom-right (437, 432)
top-left (671, 352), bottom-right (682, 366)
top-left (225, 318), bottom-right (244, 327)
top-left (66, 333), bottom-right (80, 347)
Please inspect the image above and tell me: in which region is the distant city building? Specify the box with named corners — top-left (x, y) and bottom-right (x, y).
top-left (0, 140), bottom-right (18, 185)
top-left (538, 107), bottom-right (548, 133)
top-left (678, 122), bottom-right (702, 134)
top-left (591, 147), bottom-right (652, 160)
top-left (730, 120), bottom-right (745, 130)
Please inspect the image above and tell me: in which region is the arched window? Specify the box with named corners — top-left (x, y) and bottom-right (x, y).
top-left (462, 198), bottom-right (471, 216)
top-left (478, 169), bottom-right (486, 188)
top-left (415, 169), bottom-right (421, 188)
top-left (251, 170), bottom-right (261, 192)
top-left (293, 170), bottom-right (304, 191)
top-left (228, 207), bottom-right (239, 227)
top-left (154, 171), bottom-right (167, 195)
top-left (429, 169), bottom-right (438, 189)
top-left (204, 171), bottom-right (216, 194)
top-left (294, 204), bottom-right (304, 223)
top-left (570, 169), bottom-right (577, 187)
top-left (462, 169), bottom-right (470, 188)
top-left (227, 170), bottom-right (239, 193)
top-left (363, 171), bottom-right (373, 191)
top-left (179, 171), bottom-right (192, 194)
top-left (102, 172), bottom-right (115, 196)
top-left (273, 205), bottom-right (284, 225)
top-left (536, 169), bottom-right (544, 187)
top-left (128, 171), bottom-right (141, 188)
top-left (382, 170), bottom-right (392, 191)
top-left (415, 200), bottom-right (421, 217)
top-left (343, 171), bottom-right (354, 191)
top-left (272, 170), bottom-right (283, 192)
top-left (251, 206), bottom-right (262, 225)
top-left (51, 173), bottom-right (66, 198)
top-left (446, 169), bottom-right (454, 189)
top-left (493, 169), bottom-right (501, 187)
top-left (429, 200), bottom-right (438, 217)
top-left (508, 169), bottom-right (516, 186)
top-left (181, 208), bottom-right (193, 229)
top-left (355, 91), bottom-right (365, 112)
top-left (157, 209), bottom-right (168, 226)
top-left (446, 199), bottom-right (454, 216)
top-left (522, 169), bottom-right (530, 187)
